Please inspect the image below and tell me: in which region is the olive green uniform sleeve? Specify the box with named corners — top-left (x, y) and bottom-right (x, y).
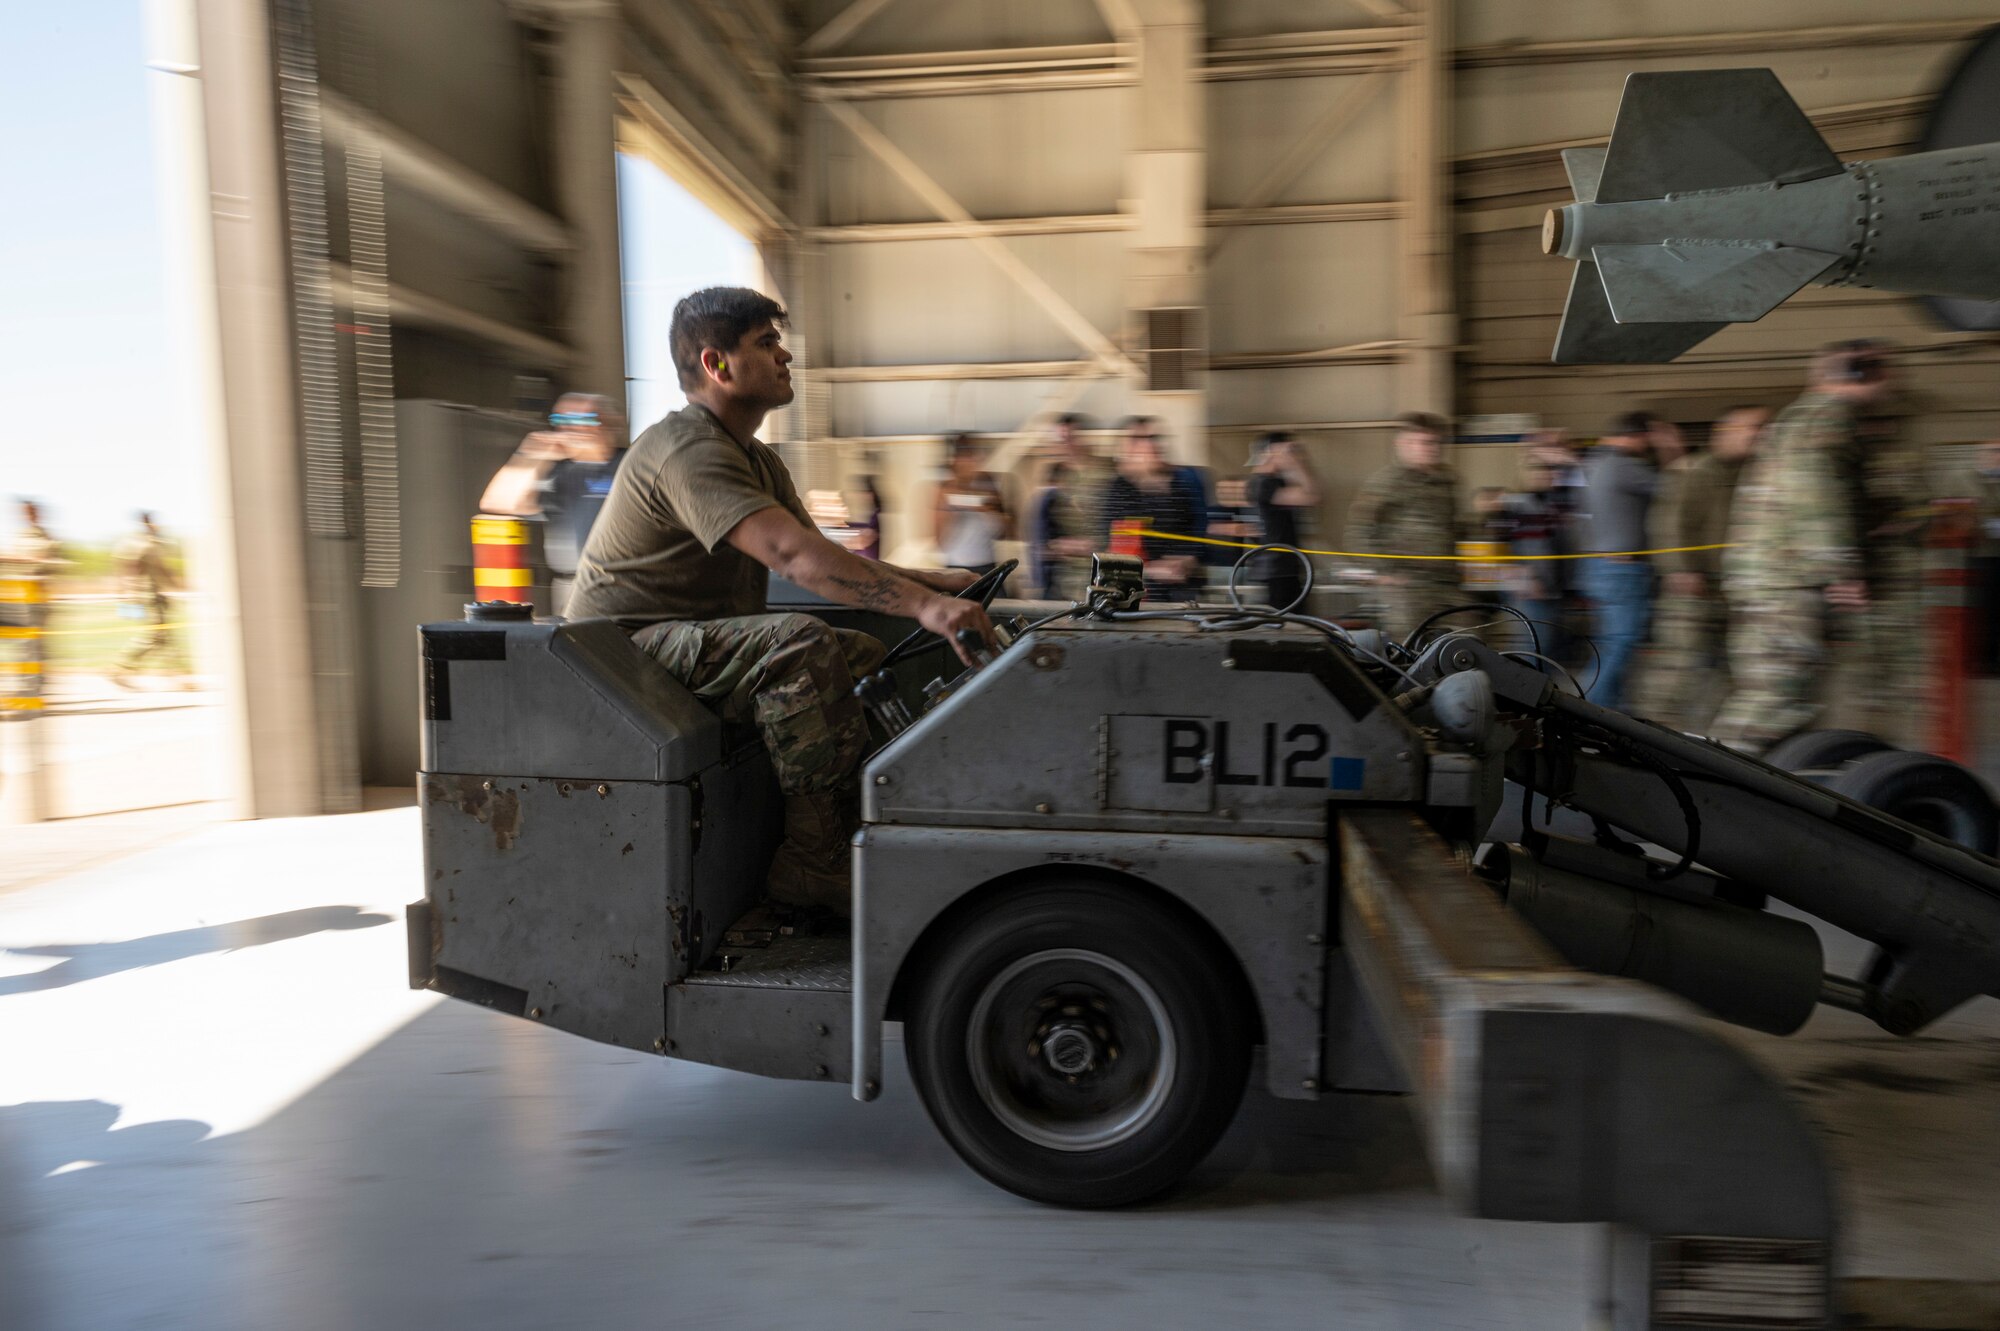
top-left (1789, 400), bottom-right (1866, 587)
top-left (1652, 459), bottom-right (1695, 575)
top-left (1347, 465), bottom-right (1397, 554)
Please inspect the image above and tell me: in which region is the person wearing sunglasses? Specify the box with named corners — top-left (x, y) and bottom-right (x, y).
top-left (480, 391), bottom-right (628, 613)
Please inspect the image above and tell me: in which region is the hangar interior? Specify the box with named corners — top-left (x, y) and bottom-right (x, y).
top-left (164, 0), bottom-right (2000, 816)
top-left (9, 5), bottom-right (1997, 1330)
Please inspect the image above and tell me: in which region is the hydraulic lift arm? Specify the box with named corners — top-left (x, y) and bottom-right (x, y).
top-left (1432, 637), bottom-right (2000, 1035)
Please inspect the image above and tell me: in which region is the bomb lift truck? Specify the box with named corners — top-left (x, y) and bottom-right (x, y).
top-left (408, 557), bottom-right (2000, 1329)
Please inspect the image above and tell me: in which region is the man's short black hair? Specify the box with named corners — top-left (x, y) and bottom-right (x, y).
top-left (670, 286), bottom-right (787, 392)
top-left (1056, 412), bottom-right (1087, 429)
top-left (1817, 338), bottom-right (1889, 385)
top-left (1397, 411), bottom-right (1448, 437)
top-left (1606, 409), bottom-right (1658, 439)
top-left (1118, 414), bottom-right (1159, 433)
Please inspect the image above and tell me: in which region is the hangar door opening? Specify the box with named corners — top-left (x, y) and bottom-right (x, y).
top-left (618, 152), bottom-right (760, 432)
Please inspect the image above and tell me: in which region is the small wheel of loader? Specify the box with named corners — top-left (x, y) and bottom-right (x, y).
top-left (905, 879), bottom-right (1251, 1209)
top-left (1827, 749), bottom-right (2000, 856)
top-left (1763, 729), bottom-right (1892, 774)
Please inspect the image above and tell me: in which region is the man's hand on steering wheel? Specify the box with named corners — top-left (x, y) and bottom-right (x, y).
top-left (882, 559), bottom-right (1016, 668)
top-left (920, 595), bottom-right (998, 667)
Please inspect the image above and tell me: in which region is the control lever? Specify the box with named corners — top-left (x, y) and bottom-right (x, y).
top-left (853, 670), bottom-right (914, 737)
top-left (956, 627), bottom-right (996, 670)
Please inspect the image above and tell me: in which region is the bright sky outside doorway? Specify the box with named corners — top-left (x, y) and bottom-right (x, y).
top-left (617, 152), bottom-right (761, 433)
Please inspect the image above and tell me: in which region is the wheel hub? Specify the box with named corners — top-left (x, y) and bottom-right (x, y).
top-left (1041, 1022), bottom-right (1099, 1076)
top-left (966, 948), bottom-right (1176, 1153)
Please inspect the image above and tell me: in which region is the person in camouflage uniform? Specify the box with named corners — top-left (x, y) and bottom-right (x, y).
top-left (110, 511), bottom-right (190, 686)
top-left (1709, 342), bottom-right (1894, 755)
top-left (3, 499), bottom-right (67, 630)
top-left (1840, 402), bottom-right (1931, 742)
top-left (1348, 412), bottom-right (1461, 641)
top-left (1638, 405), bottom-right (1767, 731)
top-left (1040, 414), bottom-right (1115, 600)
top-left (567, 288), bottom-right (995, 913)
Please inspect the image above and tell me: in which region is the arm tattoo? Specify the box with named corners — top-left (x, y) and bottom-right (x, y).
top-left (828, 568), bottom-right (910, 613)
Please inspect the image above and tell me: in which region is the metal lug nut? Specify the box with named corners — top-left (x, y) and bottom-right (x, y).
top-left (1301, 1078), bottom-right (1318, 1091)
top-left (596, 784), bottom-right (609, 797)
top-left (814, 1024), bottom-right (829, 1037)
top-left (1034, 802), bottom-right (1053, 814)
top-left (530, 1007), bottom-right (543, 1020)
top-left (874, 774), bottom-right (891, 786)
top-left (653, 1037), bottom-right (666, 1053)
top-left (864, 1080), bottom-right (880, 1095)
top-left (481, 781), bottom-right (493, 791)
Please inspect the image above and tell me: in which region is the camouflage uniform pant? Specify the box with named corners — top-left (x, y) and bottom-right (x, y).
top-left (115, 595), bottom-right (186, 674)
top-left (1846, 577), bottom-right (1924, 744)
top-left (1638, 590), bottom-right (1729, 732)
top-left (1707, 589), bottom-right (1829, 756)
top-left (1378, 579), bottom-right (1463, 644)
top-left (635, 613), bottom-right (887, 794)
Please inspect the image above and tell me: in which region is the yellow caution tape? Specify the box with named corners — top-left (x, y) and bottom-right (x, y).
top-left (11, 619), bottom-right (212, 640)
top-left (472, 567), bottom-right (533, 587)
top-left (1134, 526), bottom-right (1732, 563)
top-left (0, 660), bottom-right (43, 674)
top-left (1, 697), bottom-right (44, 711)
top-left (0, 579), bottom-right (47, 604)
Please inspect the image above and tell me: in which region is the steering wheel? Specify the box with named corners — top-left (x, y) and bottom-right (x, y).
top-left (880, 559), bottom-right (1018, 668)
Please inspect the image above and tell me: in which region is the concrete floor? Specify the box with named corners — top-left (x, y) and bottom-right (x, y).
top-left (0, 670), bottom-right (226, 823)
top-left (2, 805), bottom-right (1997, 1331)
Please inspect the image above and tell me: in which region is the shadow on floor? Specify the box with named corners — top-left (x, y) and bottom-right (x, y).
top-left (0, 906), bottom-right (392, 997)
top-left (0, 1098), bottom-right (212, 1182)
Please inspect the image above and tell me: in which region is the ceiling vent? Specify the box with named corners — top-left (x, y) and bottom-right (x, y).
top-left (1141, 307), bottom-right (1203, 392)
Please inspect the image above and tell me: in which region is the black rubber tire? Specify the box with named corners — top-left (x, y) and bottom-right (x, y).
top-left (1826, 749), bottom-right (2000, 855)
top-left (1762, 729), bottom-right (1893, 774)
top-left (905, 880), bottom-right (1251, 1208)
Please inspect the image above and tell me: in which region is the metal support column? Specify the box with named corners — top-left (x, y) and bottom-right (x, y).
top-left (1125, 0), bottom-right (1207, 463)
top-left (1399, 0), bottom-right (1454, 417)
top-left (553, 0), bottom-right (629, 413)
top-left (154, 0), bottom-right (323, 818)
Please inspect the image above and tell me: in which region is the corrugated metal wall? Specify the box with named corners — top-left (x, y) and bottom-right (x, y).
top-left (786, 0), bottom-right (1433, 559)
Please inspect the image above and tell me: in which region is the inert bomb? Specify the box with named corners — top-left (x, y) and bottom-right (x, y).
top-left (1542, 68), bottom-right (2000, 363)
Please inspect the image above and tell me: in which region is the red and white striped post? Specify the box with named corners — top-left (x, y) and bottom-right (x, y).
top-left (1926, 499), bottom-right (1979, 763)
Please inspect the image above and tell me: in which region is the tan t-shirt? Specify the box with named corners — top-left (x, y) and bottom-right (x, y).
top-left (566, 403), bottom-right (814, 627)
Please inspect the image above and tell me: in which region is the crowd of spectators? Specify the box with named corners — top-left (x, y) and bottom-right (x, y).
top-left (829, 337), bottom-right (1997, 757)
